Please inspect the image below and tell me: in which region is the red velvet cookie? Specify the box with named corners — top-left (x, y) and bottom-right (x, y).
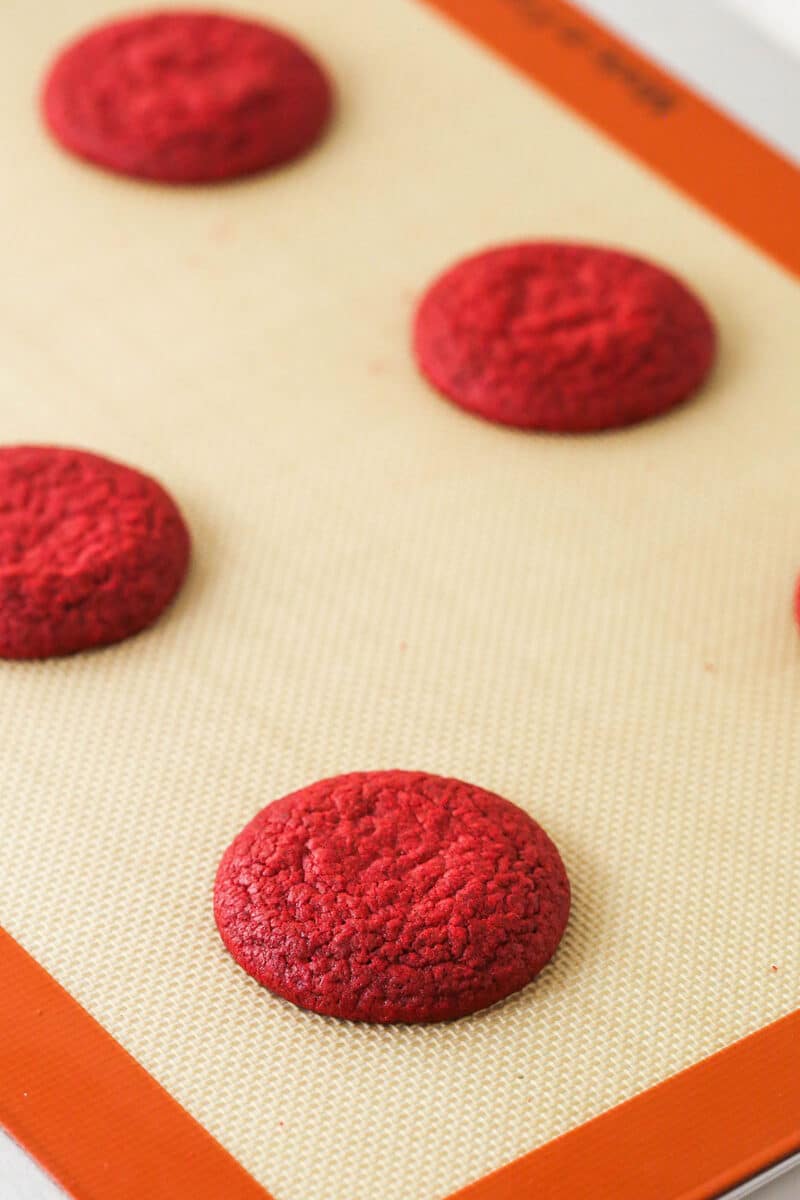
top-left (413, 242), bottom-right (716, 432)
top-left (42, 11), bottom-right (332, 184)
top-left (0, 446), bottom-right (190, 659)
top-left (214, 770), bottom-right (570, 1023)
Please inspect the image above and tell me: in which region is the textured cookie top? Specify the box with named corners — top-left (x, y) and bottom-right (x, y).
top-left (414, 242), bottom-right (716, 432)
top-left (214, 770), bottom-right (570, 1023)
top-left (0, 445), bottom-right (190, 658)
top-left (42, 11), bottom-right (332, 183)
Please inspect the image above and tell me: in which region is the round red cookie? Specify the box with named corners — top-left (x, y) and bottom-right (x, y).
top-left (214, 770), bottom-right (570, 1023)
top-left (413, 242), bottom-right (716, 432)
top-left (0, 446), bottom-right (190, 659)
top-left (42, 11), bottom-right (332, 184)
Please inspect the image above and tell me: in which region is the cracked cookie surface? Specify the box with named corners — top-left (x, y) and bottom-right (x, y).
top-left (42, 11), bottom-right (332, 183)
top-left (0, 445), bottom-right (190, 658)
top-left (413, 242), bottom-right (716, 431)
top-left (214, 770), bottom-right (570, 1023)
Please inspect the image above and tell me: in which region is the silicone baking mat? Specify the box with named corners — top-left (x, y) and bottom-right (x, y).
top-left (1, 2), bottom-right (799, 1198)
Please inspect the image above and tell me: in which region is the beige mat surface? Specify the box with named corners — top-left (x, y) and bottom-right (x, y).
top-left (0, 2), bottom-right (798, 1198)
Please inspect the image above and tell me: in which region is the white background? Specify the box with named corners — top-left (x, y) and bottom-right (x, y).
top-left (578, 0), bottom-right (800, 163)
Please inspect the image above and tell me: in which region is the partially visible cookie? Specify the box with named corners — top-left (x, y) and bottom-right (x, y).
top-left (414, 242), bottom-right (716, 431)
top-left (214, 770), bottom-right (570, 1023)
top-left (0, 446), bottom-right (190, 658)
top-left (42, 11), bottom-right (332, 183)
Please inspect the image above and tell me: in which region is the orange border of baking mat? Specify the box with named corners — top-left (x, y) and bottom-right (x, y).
top-left (0, 930), bottom-right (270, 1200)
top-left (419, 0), bottom-right (800, 281)
top-left (450, 1009), bottom-right (800, 1199)
top-left (2, 3), bottom-right (800, 1197)
top-left (2, 922), bottom-right (799, 1200)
